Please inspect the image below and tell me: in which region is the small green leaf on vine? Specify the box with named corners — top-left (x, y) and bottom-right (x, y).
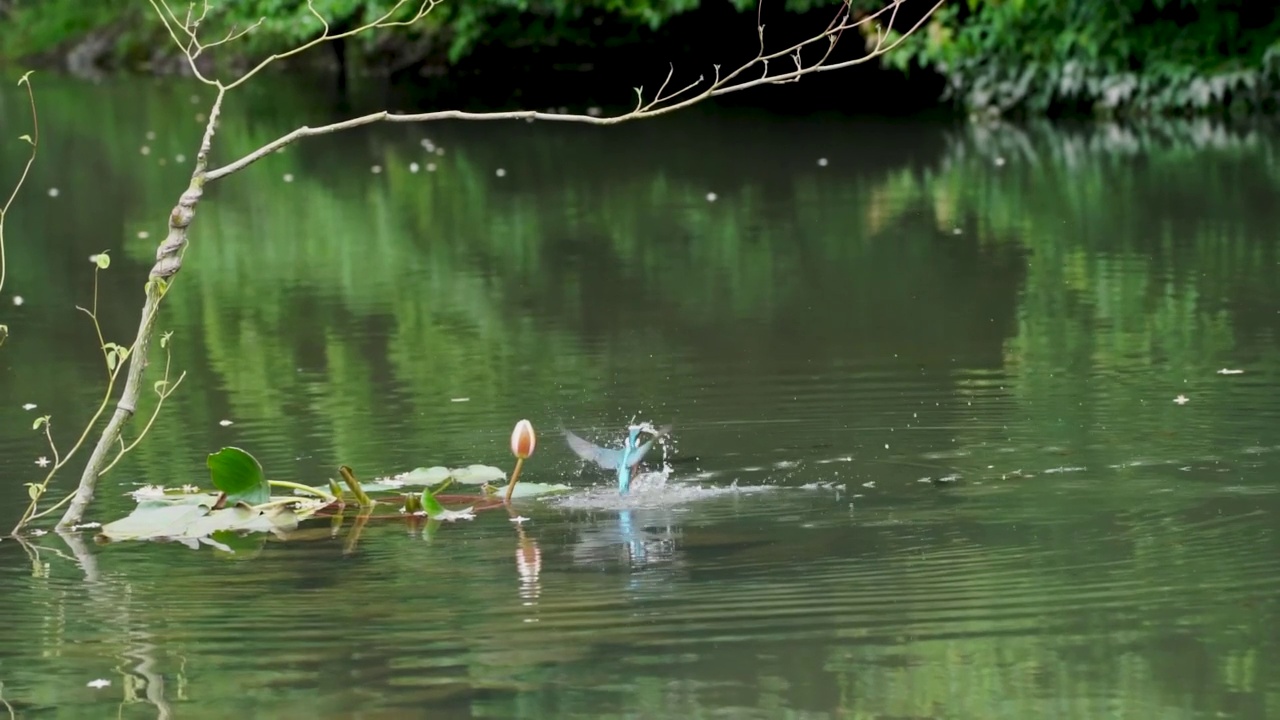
top-left (32, 415), bottom-right (49, 430)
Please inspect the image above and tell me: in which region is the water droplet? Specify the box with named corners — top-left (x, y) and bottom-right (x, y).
top-left (12, 296), bottom-right (24, 306)
top-left (175, 154), bottom-right (186, 163)
top-left (140, 146), bottom-right (151, 155)
top-left (283, 173), bottom-right (294, 183)
top-left (409, 162), bottom-right (420, 173)
top-left (219, 419), bottom-right (234, 426)
top-left (371, 165), bottom-right (382, 174)
top-left (817, 157), bottom-right (828, 166)
top-left (426, 163), bottom-right (437, 172)
top-left (705, 192), bottom-right (717, 202)
top-left (145, 131), bottom-right (156, 140)
top-left (495, 168), bottom-right (506, 177)
top-left (137, 231), bottom-right (150, 239)
top-left (47, 188), bottom-right (59, 197)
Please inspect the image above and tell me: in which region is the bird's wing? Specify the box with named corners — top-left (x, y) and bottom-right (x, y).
top-left (625, 425), bottom-right (672, 468)
top-left (564, 429), bottom-right (624, 470)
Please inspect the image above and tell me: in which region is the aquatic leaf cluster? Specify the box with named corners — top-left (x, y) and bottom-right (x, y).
top-left (99, 446), bottom-right (569, 549)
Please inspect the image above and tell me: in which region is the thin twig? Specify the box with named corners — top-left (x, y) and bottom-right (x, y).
top-left (0, 72), bottom-right (39, 298)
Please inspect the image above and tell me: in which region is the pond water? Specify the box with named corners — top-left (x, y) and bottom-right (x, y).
top-left (1, 77), bottom-right (1279, 718)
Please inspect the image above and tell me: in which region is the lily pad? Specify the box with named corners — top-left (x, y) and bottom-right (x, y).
top-left (401, 464), bottom-right (507, 486)
top-left (305, 464), bottom-right (510, 495)
top-left (502, 482), bottom-right (573, 499)
top-left (100, 494), bottom-right (299, 549)
top-left (207, 447), bottom-right (270, 505)
top-left (449, 465), bottom-right (508, 485)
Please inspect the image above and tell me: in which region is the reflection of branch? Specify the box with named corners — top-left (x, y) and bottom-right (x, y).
top-left (0, 680), bottom-right (15, 720)
top-left (206, 0), bottom-right (942, 182)
top-left (55, 531), bottom-right (173, 719)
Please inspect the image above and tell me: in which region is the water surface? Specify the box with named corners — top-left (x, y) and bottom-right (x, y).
top-left (0, 78), bottom-right (1278, 718)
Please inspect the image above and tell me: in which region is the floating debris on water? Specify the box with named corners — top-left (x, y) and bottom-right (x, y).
top-left (1217, 368), bottom-right (1243, 375)
top-left (1174, 394), bottom-right (1190, 404)
top-left (22, 403), bottom-right (36, 410)
top-left (219, 419), bottom-right (233, 426)
top-left (1043, 466), bottom-right (1086, 474)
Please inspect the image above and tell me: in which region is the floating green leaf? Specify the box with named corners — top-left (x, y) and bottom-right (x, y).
top-left (402, 464), bottom-right (507, 485)
top-left (99, 494), bottom-right (299, 550)
top-left (500, 482), bottom-right (573, 499)
top-left (304, 464), bottom-right (508, 495)
top-left (207, 447), bottom-right (270, 506)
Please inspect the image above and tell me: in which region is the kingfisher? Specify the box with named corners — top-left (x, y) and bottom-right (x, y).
top-left (564, 424), bottom-right (671, 493)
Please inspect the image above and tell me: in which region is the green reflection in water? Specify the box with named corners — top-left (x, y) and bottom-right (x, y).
top-left (0, 77), bottom-right (1278, 719)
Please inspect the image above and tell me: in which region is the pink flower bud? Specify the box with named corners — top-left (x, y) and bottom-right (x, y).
top-left (510, 419), bottom-right (536, 459)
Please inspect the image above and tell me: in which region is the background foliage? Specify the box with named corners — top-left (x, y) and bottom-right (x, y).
top-left (5, 0), bottom-right (1279, 115)
top-left (890, 0), bottom-right (1280, 116)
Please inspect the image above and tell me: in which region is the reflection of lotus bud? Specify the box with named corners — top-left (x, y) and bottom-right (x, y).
top-left (517, 540), bottom-right (542, 602)
top-left (510, 419), bottom-right (536, 459)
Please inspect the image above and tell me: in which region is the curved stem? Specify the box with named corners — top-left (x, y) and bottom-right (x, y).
top-left (268, 480), bottom-right (335, 501)
top-left (504, 457), bottom-right (526, 503)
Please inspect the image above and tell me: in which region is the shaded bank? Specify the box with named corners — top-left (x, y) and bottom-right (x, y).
top-left (4, 1), bottom-right (1279, 116)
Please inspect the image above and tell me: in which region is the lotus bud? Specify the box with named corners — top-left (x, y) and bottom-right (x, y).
top-left (504, 419), bottom-right (536, 503)
top-left (510, 419), bottom-right (536, 459)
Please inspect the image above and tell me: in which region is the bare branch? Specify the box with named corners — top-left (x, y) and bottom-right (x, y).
top-left (207, 0), bottom-right (942, 183)
top-left (306, 0), bottom-right (331, 37)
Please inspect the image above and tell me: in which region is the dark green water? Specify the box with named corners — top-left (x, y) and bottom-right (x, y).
top-left (1, 76), bottom-right (1279, 719)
